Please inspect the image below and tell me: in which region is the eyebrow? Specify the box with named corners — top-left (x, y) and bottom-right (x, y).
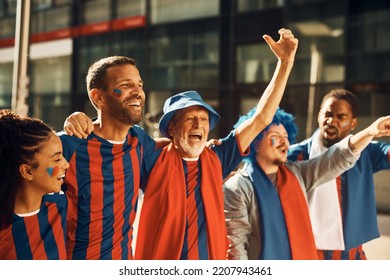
top-left (269, 131), bottom-right (287, 137)
top-left (117, 78), bottom-right (143, 84)
top-left (50, 151), bottom-right (62, 158)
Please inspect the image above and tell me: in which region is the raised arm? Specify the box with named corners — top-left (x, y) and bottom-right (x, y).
top-left (236, 28), bottom-right (298, 151)
top-left (349, 115), bottom-right (390, 153)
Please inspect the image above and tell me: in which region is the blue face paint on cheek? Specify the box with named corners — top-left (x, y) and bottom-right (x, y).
top-left (46, 166), bottom-right (60, 177)
top-left (47, 167), bottom-right (54, 177)
top-left (112, 88), bottom-right (122, 95)
top-left (270, 138), bottom-right (275, 147)
top-left (341, 122), bottom-right (349, 128)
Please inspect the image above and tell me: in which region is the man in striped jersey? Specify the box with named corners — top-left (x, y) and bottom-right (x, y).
top-left (58, 56), bottom-right (159, 259)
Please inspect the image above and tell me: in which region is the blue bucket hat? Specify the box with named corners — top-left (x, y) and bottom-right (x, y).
top-left (158, 90), bottom-right (220, 138)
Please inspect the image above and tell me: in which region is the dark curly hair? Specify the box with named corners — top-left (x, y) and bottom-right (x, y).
top-left (233, 107), bottom-right (298, 164)
top-left (0, 109), bottom-right (53, 229)
top-left (320, 89), bottom-right (359, 118)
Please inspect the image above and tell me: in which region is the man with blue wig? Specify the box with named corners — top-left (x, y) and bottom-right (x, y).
top-left (223, 108), bottom-right (390, 260)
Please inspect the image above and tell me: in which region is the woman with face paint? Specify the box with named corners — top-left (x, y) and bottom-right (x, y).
top-left (0, 109), bottom-right (69, 259)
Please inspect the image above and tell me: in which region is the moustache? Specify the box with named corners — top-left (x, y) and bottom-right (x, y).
top-left (324, 125), bottom-right (338, 133)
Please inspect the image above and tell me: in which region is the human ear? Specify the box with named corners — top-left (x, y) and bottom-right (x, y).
top-left (350, 117), bottom-right (358, 131)
top-left (168, 122), bottom-right (175, 138)
top-left (90, 89), bottom-right (104, 108)
top-left (19, 163), bottom-right (33, 181)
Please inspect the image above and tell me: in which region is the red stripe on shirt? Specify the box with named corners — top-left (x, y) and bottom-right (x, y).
top-left (65, 155), bottom-right (79, 258)
top-left (86, 139), bottom-right (104, 259)
top-left (24, 215), bottom-right (47, 260)
top-left (127, 136), bottom-right (140, 259)
top-left (186, 160), bottom-right (200, 260)
top-left (46, 201), bottom-right (67, 259)
top-left (111, 144), bottom-right (125, 260)
top-left (0, 227), bottom-right (17, 259)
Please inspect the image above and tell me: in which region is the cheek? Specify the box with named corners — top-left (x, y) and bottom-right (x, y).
top-left (340, 122), bottom-right (349, 128)
top-left (46, 166), bottom-right (60, 177)
top-left (269, 138), bottom-right (275, 147)
top-left (112, 88), bottom-right (122, 96)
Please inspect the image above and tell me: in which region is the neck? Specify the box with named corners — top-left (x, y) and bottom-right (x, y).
top-left (94, 112), bottom-right (132, 141)
top-left (14, 184), bottom-right (43, 214)
top-left (257, 158), bottom-right (279, 175)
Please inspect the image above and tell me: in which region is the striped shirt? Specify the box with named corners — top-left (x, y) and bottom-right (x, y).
top-left (58, 125), bottom-right (156, 260)
top-left (0, 192), bottom-right (67, 260)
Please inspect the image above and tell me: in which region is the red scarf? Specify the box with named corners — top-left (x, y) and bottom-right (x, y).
top-left (276, 165), bottom-right (319, 259)
top-left (135, 143), bottom-right (228, 260)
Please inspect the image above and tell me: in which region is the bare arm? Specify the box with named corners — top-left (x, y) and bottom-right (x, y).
top-left (349, 115), bottom-right (390, 153)
top-left (236, 28), bottom-right (298, 151)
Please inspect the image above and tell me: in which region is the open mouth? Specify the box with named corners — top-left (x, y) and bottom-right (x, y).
top-left (325, 127), bottom-right (337, 137)
top-left (188, 132), bottom-right (202, 142)
top-left (57, 174), bottom-right (65, 181)
top-left (128, 101), bottom-right (141, 107)
top-left (278, 145), bottom-right (288, 154)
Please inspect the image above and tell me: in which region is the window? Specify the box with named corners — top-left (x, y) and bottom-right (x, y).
top-left (0, 62), bottom-right (12, 108)
top-left (31, 5), bottom-right (71, 33)
top-left (83, 0), bottom-right (110, 24)
top-left (116, 0), bottom-right (145, 19)
top-left (236, 43), bottom-right (277, 83)
top-left (150, 0), bottom-right (219, 24)
top-left (30, 55), bottom-right (71, 130)
top-left (237, 0), bottom-right (284, 12)
top-left (148, 22), bottom-right (219, 89)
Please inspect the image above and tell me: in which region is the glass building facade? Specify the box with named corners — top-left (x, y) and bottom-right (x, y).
top-left (1, 0), bottom-right (389, 137)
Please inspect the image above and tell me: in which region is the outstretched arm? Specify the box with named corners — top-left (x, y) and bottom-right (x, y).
top-left (349, 116), bottom-right (390, 153)
top-left (236, 28), bottom-right (298, 151)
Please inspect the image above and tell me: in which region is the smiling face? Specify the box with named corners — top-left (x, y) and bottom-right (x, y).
top-left (318, 97), bottom-right (357, 148)
top-left (102, 64), bottom-right (145, 125)
top-left (168, 106), bottom-right (210, 158)
top-left (29, 133), bottom-right (69, 195)
top-left (256, 124), bottom-right (290, 169)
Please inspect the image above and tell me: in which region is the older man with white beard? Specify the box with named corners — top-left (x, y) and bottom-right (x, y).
top-left (134, 28), bottom-right (298, 260)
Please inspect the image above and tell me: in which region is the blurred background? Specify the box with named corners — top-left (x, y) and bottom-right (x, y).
top-left (0, 0), bottom-right (389, 214)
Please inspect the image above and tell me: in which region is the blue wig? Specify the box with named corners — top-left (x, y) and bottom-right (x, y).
top-left (234, 107), bottom-right (299, 164)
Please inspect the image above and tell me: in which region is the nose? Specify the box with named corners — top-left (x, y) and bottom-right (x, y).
top-left (280, 137), bottom-right (289, 146)
top-left (326, 117), bottom-right (335, 126)
top-left (62, 156), bottom-right (70, 170)
top-left (193, 117), bottom-right (200, 128)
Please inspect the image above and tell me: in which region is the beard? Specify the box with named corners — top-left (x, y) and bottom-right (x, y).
top-left (106, 95), bottom-right (143, 125)
top-left (179, 138), bottom-right (206, 158)
top-left (321, 137), bottom-right (339, 148)
top-left (273, 157), bottom-right (287, 166)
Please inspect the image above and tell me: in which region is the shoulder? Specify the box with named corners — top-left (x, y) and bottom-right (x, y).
top-left (57, 131), bottom-right (85, 160)
top-left (130, 125), bottom-right (155, 144)
top-left (224, 168), bottom-right (252, 191)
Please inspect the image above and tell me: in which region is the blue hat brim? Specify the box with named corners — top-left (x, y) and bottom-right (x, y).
top-left (159, 98), bottom-right (220, 138)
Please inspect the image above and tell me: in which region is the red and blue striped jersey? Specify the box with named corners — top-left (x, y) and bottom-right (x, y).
top-left (58, 125), bottom-right (157, 260)
top-left (0, 192), bottom-right (67, 260)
